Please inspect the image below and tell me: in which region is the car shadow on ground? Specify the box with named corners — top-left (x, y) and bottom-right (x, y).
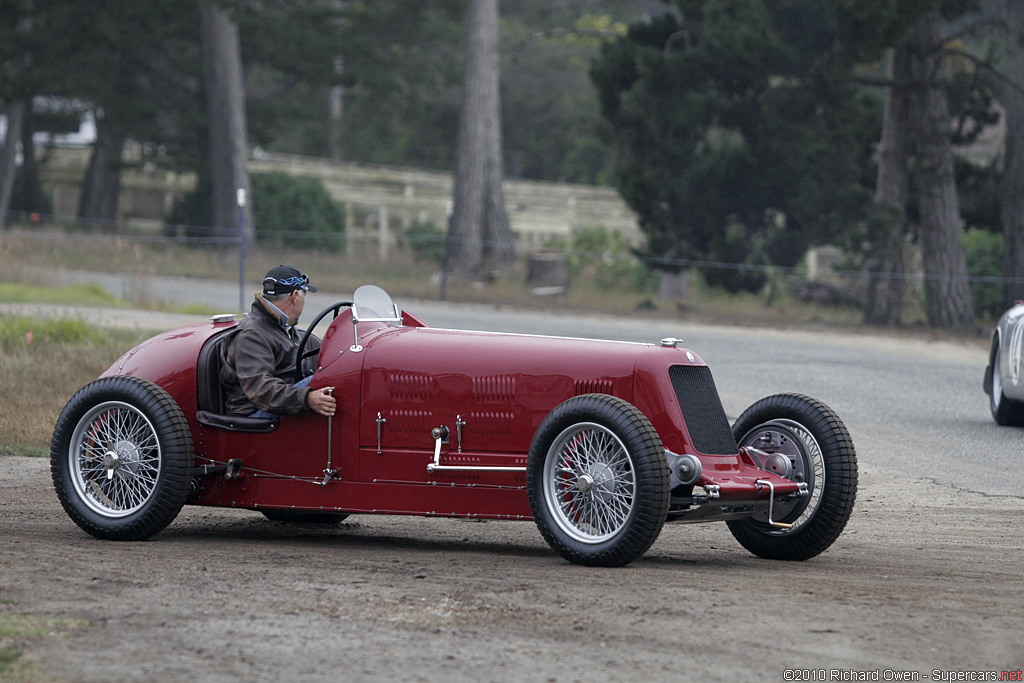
top-left (158, 512), bottom-right (557, 561)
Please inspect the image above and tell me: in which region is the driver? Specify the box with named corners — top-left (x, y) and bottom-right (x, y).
top-left (220, 265), bottom-right (336, 418)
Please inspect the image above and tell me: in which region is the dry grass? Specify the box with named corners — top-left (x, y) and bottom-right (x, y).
top-left (1, 230), bottom-right (880, 325)
top-left (0, 321), bottom-right (148, 457)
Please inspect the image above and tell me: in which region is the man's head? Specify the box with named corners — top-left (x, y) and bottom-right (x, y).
top-left (262, 265), bottom-right (317, 325)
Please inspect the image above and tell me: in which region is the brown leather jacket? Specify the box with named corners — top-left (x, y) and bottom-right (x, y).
top-left (220, 294), bottom-right (321, 416)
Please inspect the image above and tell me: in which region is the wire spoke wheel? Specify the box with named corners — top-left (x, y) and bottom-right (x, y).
top-left (71, 401), bottom-right (162, 517)
top-left (527, 394), bottom-right (669, 567)
top-left (52, 376), bottom-right (193, 541)
top-left (727, 393), bottom-right (857, 561)
top-left (737, 419), bottom-right (824, 533)
top-left (544, 422), bottom-right (636, 543)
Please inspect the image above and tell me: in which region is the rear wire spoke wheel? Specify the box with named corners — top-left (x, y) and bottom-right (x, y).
top-left (527, 394), bottom-right (669, 567)
top-left (728, 393), bottom-right (857, 561)
top-left (51, 376), bottom-right (194, 541)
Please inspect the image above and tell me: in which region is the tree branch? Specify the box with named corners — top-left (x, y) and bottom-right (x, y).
top-left (938, 17), bottom-right (1005, 48)
top-left (942, 47), bottom-right (1024, 97)
top-left (507, 27), bottom-right (622, 58)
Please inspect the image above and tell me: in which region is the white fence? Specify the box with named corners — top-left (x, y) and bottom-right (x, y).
top-left (37, 147), bottom-right (642, 259)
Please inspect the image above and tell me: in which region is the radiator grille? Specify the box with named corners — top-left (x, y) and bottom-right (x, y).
top-left (668, 365), bottom-right (738, 455)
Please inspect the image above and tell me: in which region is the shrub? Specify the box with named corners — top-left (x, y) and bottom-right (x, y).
top-left (251, 172), bottom-right (347, 252)
top-left (403, 220), bottom-right (447, 264)
top-left (962, 228), bottom-right (1003, 318)
top-left (164, 172), bottom-right (347, 251)
top-left (568, 226), bottom-right (657, 293)
top-left (164, 176), bottom-right (213, 239)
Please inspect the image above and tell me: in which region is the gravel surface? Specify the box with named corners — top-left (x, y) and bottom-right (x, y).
top-left (1, 457), bottom-right (1021, 682)
top-left (2, 283), bottom-right (1021, 681)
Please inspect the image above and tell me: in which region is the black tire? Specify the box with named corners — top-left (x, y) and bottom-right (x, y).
top-left (526, 394), bottom-right (670, 567)
top-left (50, 375), bottom-right (194, 541)
top-left (989, 340), bottom-right (1024, 426)
top-left (727, 393), bottom-right (857, 561)
top-left (260, 510), bottom-right (350, 524)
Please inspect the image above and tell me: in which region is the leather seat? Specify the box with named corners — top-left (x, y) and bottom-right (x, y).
top-left (195, 331), bottom-right (279, 433)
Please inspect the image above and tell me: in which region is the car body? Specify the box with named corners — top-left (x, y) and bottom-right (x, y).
top-left (51, 286), bottom-right (858, 566)
top-left (983, 300), bottom-right (1024, 425)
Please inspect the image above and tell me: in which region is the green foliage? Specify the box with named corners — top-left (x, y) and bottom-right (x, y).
top-left (7, 173), bottom-right (54, 216)
top-left (956, 157), bottom-right (1001, 232)
top-left (589, 0), bottom-right (893, 293)
top-left (250, 172), bottom-right (347, 252)
top-left (0, 648), bottom-right (23, 676)
top-left (164, 172), bottom-right (348, 248)
top-left (962, 229), bottom-right (1004, 318)
top-left (164, 175), bottom-right (213, 236)
top-left (403, 221), bottom-right (447, 265)
top-left (567, 226), bottom-right (657, 293)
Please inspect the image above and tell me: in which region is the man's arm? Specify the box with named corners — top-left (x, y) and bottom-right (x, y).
top-left (233, 331), bottom-right (311, 415)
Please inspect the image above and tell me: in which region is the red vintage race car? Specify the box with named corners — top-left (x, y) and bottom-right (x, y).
top-left (51, 286), bottom-right (857, 567)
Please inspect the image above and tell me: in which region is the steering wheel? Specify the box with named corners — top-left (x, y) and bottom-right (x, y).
top-left (294, 300), bottom-right (353, 382)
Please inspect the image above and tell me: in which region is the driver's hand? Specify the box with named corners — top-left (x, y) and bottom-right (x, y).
top-left (307, 387), bottom-right (337, 417)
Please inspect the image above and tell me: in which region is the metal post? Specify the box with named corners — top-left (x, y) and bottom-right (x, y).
top-left (237, 188), bottom-right (246, 312)
top-left (440, 200), bottom-right (453, 301)
top-left (330, 57), bottom-right (344, 166)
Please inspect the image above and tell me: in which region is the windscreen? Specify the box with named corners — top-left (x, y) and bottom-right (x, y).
top-left (353, 285), bottom-right (400, 322)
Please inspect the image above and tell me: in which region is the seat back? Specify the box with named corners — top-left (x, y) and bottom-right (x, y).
top-left (195, 329), bottom-right (279, 433)
top-left (196, 330), bottom-right (232, 414)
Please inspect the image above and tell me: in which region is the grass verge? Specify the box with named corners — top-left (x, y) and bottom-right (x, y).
top-left (0, 316), bottom-right (149, 457)
top-left (0, 608), bottom-right (87, 682)
top-left (1, 230), bottom-right (884, 327)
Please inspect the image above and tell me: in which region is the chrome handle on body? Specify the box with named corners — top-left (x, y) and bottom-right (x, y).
top-left (322, 388), bottom-right (336, 485)
top-left (455, 415), bottom-right (466, 453)
top-left (376, 412), bottom-right (386, 455)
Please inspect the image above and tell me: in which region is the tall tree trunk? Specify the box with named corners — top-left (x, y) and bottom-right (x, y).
top-left (863, 49), bottom-right (912, 325)
top-left (449, 0), bottom-right (514, 278)
top-left (0, 100), bottom-right (27, 229)
top-left (200, 1), bottom-right (252, 241)
top-left (907, 11), bottom-right (974, 328)
top-left (77, 114), bottom-right (126, 228)
top-left (19, 107), bottom-right (46, 214)
top-left (1002, 0), bottom-right (1024, 305)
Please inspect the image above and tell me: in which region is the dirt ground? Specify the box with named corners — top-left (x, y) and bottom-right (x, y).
top-left (1, 455), bottom-right (1021, 682)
